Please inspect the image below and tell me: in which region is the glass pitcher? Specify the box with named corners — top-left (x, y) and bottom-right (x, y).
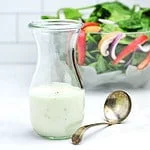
top-left (28, 19), bottom-right (85, 140)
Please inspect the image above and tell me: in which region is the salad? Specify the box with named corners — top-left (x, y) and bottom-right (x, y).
top-left (42, 1), bottom-right (150, 88)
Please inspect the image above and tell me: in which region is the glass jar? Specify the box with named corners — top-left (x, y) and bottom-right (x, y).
top-left (28, 19), bottom-right (85, 140)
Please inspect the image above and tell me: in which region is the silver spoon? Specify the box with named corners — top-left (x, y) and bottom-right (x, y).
top-left (72, 90), bottom-right (132, 145)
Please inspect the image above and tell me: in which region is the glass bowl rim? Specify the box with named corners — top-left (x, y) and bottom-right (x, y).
top-left (86, 30), bottom-right (150, 35)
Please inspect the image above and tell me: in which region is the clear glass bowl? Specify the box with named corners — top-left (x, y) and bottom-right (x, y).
top-left (79, 31), bottom-right (150, 89)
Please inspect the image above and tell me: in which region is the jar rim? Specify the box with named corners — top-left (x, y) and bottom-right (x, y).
top-left (28, 19), bottom-right (83, 31)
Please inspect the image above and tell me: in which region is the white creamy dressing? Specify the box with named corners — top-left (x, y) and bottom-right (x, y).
top-left (29, 82), bottom-right (84, 139)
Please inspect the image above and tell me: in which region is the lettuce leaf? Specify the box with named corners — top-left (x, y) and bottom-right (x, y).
top-left (62, 8), bottom-right (82, 20)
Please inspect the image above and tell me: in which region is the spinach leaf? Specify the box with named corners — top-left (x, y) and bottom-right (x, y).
top-left (117, 7), bottom-right (150, 32)
top-left (93, 55), bottom-right (123, 73)
top-left (131, 52), bottom-right (147, 66)
top-left (107, 62), bottom-right (123, 71)
top-left (117, 17), bottom-right (142, 32)
top-left (139, 8), bottom-right (150, 32)
top-left (88, 1), bottom-right (131, 22)
top-left (61, 8), bottom-right (82, 20)
top-left (95, 55), bottom-right (108, 73)
top-left (101, 1), bottom-right (131, 22)
top-left (87, 5), bottom-right (110, 22)
top-left (101, 24), bottom-right (123, 33)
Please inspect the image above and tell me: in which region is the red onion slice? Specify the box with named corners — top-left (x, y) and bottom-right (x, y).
top-left (109, 33), bottom-right (126, 63)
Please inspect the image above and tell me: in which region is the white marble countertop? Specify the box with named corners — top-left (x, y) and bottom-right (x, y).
top-left (0, 64), bottom-right (150, 150)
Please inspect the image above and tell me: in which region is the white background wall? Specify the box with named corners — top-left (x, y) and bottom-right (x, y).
top-left (0, 0), bottom-right (97, 64)
top-left (0, 0), bottom-right (149, 64)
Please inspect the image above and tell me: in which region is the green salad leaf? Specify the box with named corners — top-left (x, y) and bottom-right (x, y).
top-left (117, 15), bottom-right (142, 32)
top-left (117, 7), bottom-right (150, 32)
top-left (95, 55), bottom-right (108, 73)
top-left (61, 8), bottom-right (82, 20)
top-left (100, 1), bottom-right (131, 22)
top-left (86, 1), bottom-right (131, 22)
top-left (131, 52), bottom-right (147, 66)
top-left (101, 24), bottom-right (123, 33)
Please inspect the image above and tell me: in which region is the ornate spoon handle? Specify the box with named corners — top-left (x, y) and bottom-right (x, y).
top-left (72, 122), bottom-right (109, 145)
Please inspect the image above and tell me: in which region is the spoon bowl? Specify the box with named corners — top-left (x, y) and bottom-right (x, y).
top-left (72, 90), bottom-right (132, 145)
top-left (104, 90), bottom-right (132, 124)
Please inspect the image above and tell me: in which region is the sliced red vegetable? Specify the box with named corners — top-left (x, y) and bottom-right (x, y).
top-left (77, 30), bottom-right (86, 65)
top-left (82, 22), bottom-right (99, 30)
top-left (77, 22), bottom-right (100, 65)
top-left (137, 51), bottom-right (150, 70)
top-left (113, 34), bottom-right (148, 64)
top-left (82, 22), bottom-right (101, 33)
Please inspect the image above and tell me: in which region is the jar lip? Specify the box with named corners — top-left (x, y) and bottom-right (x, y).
top-left (28, 19), bottom-right (83, 31)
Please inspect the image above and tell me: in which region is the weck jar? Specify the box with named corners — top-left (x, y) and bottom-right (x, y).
top-left (28, 19), bottom-right (85, 140)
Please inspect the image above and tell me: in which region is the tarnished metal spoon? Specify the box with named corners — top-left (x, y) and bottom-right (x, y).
top-left (72, 90), bottom-right (132, 145)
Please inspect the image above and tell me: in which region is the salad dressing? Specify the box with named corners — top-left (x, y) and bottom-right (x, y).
top-left (29, 82), bottom-right (84, 139)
